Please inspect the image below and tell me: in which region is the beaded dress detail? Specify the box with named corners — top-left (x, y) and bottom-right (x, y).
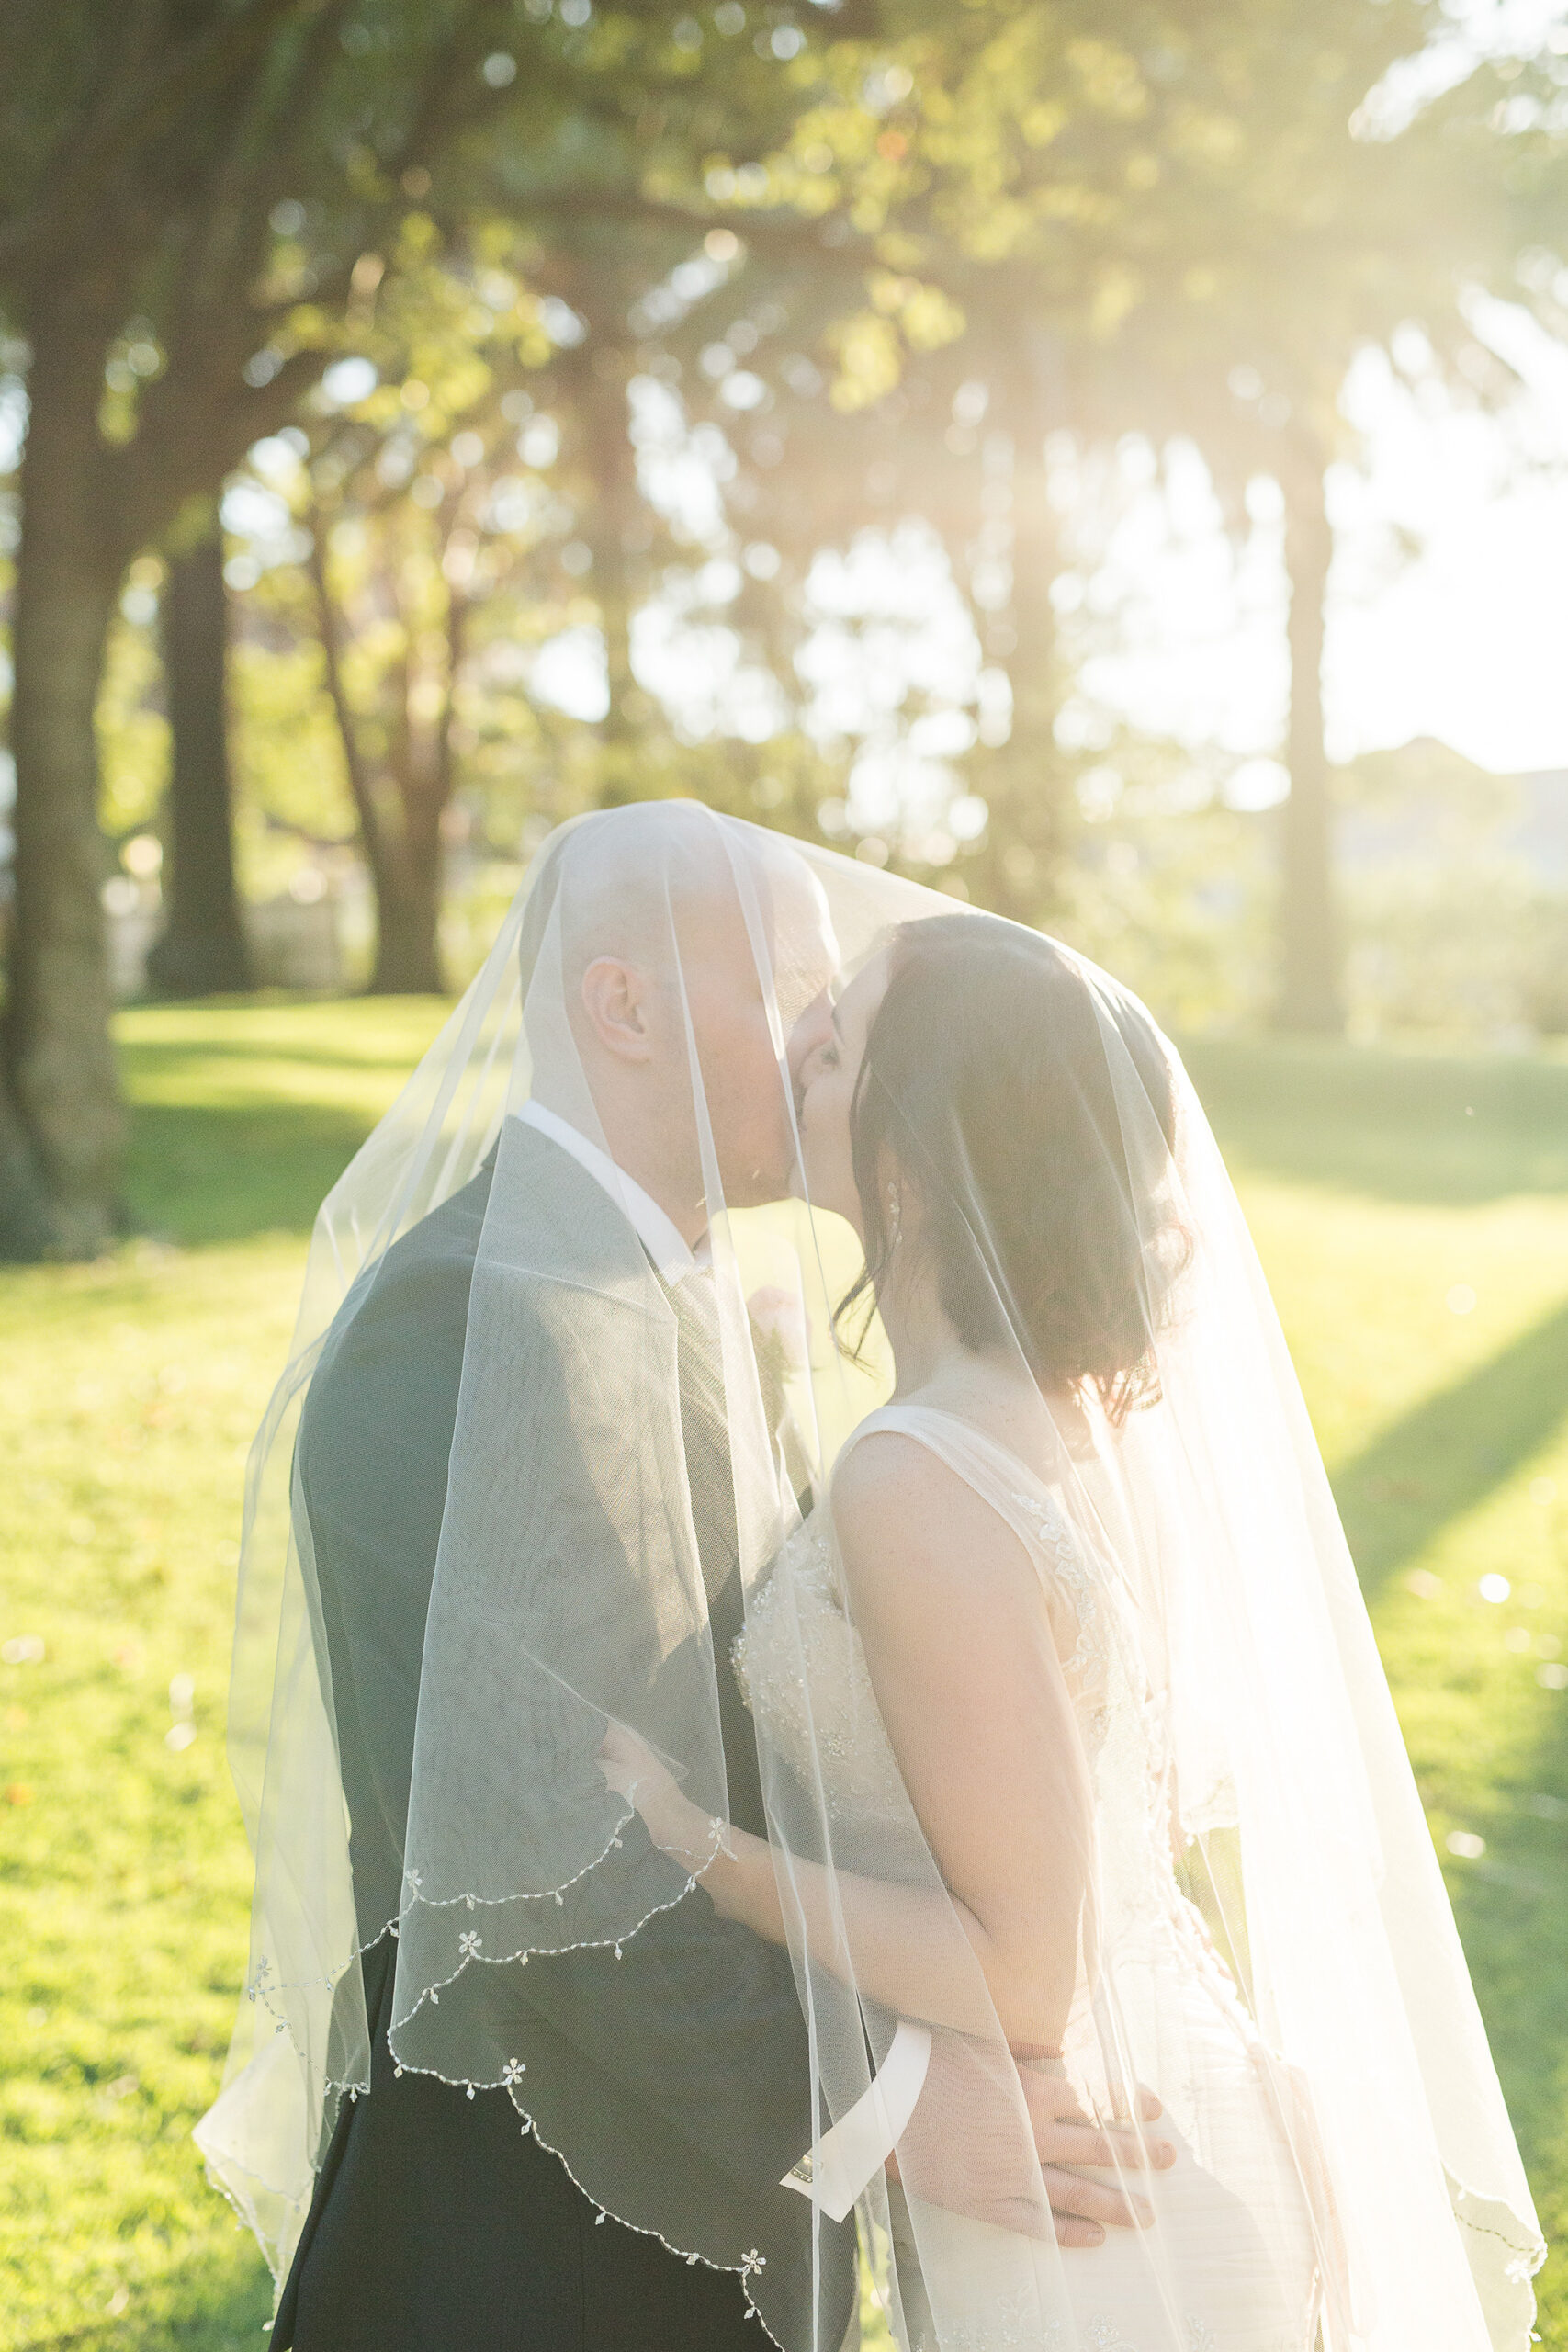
top-left (733, 1519), bottom-right (909, 1831)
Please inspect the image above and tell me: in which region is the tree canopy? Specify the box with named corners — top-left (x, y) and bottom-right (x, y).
top-left (0, 0), bottom-right (1558, 1252)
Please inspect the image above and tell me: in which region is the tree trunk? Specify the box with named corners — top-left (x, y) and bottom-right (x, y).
top-left (370, 675), bottom-right (446, 996)
top-left (961, 411), bottom-right (1069, 927)
top-left (145, 519), bottom-right (254, 997)
top-left (310, 519), bottom-right (447, 997)
top-left (580, 345), bottom-right (638, 778)
top-left (366, 582), bottom-right (468, 998)
top-left (0, 1072), bottom-right (57, 1261)
top-left (3, 316), bottom-right (127, 1256)
top-left (368, 856), bottom-right (443, 994)
top-left (1276, 447), bottom-right (1341, 1035)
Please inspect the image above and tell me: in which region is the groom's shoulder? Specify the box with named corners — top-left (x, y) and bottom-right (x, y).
top-left (382, 1159), bottom-right (495, 1286)
top-left (314, 1119), bottom-right (592, 1375)
top-left (380, 1154), bottom-right (500, 1299)
top-left (364, 1117), bottom-right (605, 1313)
top-left (317, 1162), bottom-right (498, 1388)
top-left (299, 1165), bottom-right (501, 1494)
top-left (310, 1118), bottom-right (632, 1413)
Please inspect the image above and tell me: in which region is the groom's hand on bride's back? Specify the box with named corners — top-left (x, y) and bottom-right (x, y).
top-left (890, 2031), bottom-right (1175, 2247)
top-left (1019, 2061), bottom-right (1175, 2246)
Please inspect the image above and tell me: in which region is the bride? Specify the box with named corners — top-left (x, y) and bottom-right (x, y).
top-left (602, 902), bottom-right (1543, 2352)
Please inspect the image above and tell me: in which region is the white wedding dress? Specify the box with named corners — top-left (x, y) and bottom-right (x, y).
top-left (736, 1403), bottom-right (1321, 2352)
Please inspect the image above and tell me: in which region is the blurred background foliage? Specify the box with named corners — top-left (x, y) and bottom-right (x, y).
top-left (5, 0), bottom-right (1568, 1258)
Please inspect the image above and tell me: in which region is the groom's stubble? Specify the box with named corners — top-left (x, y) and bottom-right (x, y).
top-left (682, 882), bottom-right (838, 1213)
top-left (528, 807), bottom-right (837, 1223)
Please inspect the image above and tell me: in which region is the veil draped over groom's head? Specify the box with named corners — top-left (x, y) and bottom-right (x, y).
top-left (198, 803), bottom-right (1540, 2352)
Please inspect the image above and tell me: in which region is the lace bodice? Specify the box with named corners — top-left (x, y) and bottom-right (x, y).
top-left (732, 1405), bottom-right (1184, 1963)
top-left (732, 1513), bottom-right (911, 1828)
top-left (733, 1426), bottom-right (1116, 1817)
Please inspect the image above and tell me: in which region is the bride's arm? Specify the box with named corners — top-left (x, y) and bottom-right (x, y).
top-left (595, 1770), bottom-right (1004, 2040)
top-left (603, 1432), bottom-right (1092, 2049)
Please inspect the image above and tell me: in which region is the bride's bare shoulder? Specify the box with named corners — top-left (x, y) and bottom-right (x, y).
top-left (829, 1426), bottom-right (1032, 1618)
top-left (830, 1424), bottom-right (944, 1519)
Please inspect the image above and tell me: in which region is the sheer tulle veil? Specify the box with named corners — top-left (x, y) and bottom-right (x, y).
top-left (196, 802), bottom-right (1542, 2350)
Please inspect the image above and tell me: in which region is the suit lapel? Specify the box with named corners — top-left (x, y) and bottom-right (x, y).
top-left (491, 1117), bottom-right (766, 1834)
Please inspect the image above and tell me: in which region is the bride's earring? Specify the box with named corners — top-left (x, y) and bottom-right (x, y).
top-left (886, 1187), bottom-right (902, 1247)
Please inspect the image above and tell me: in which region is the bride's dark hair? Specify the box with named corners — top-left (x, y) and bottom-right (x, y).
top-left (837, 915), bottom-right (1190, 1425)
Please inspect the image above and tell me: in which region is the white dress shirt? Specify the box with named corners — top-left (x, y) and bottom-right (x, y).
top-left (513, 1099), bottom-right (709, 1286)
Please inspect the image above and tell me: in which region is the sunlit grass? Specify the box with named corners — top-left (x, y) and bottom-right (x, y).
top-left (0, 1000), bottom-right (449, 2352)
top-left (2, 1002), bottom-right (1563, 2346)
top-left (1195, 1037), bottom-right (1568, 2331)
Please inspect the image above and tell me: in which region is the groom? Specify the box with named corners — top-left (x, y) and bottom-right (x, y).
top-left (271, 807), bottom-right (1160, 2352)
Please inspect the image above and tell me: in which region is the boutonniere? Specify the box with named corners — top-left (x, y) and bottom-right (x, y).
top-left (747, 1285), bottom-right (809, 1436)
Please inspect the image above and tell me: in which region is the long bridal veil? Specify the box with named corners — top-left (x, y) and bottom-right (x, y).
top-left (197, 802), bottom-right (1541, 2350)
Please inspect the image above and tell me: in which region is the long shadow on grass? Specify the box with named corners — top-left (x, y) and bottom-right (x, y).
top-left (1182, 1036), bottom-right (1568, 1208)
top-left (1331, 1303), bottom-right (1568, 2294)
top-left (122, 1030), bottom-right (435, 1081)
top-left (1331, 1297), bottom-right (1568, 1608)
top-left (1438, 1583), bottom-right (1568, 2304)
top-left (1445, 1693), bottom-right (1568, 2282)
top-left (123, 1099), bottom-right (378, 1247)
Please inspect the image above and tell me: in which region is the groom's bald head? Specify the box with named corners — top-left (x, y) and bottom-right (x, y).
top-left (520, 804), bottom-right (836, 1216)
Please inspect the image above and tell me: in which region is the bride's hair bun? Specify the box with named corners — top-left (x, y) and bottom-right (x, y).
top-left (841, 915), bottom-right (1190, 1424)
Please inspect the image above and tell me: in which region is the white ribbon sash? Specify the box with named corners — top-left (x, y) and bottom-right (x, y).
top-left (780, 2018), bottom-right (932, 2224)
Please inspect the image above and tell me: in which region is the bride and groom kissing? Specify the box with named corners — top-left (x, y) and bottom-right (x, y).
top-left (199, 802), bottom-right (1541, 2352)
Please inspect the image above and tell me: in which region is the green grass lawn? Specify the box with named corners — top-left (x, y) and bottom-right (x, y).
top-left (3, 1002), bottom-right (1565, 2349)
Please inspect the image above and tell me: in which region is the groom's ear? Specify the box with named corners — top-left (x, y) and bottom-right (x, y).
top-left (580, 956), bottom-right (657, 1063)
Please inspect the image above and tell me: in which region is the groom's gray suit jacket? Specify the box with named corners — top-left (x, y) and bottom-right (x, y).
top-left (276, 1120), bottom-right (853, 2351)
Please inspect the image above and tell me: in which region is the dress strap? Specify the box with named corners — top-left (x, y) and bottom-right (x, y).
top-left (839, 1400), bottom-right (1039, 1498)
top-left (834, 1403), bottom-right (1067, 1556)
top-left (835, 1405), bottom-right (1105, 1676)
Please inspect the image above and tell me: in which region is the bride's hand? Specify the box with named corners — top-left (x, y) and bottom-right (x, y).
top-left (597, 1721), bottom-right (725, 1872)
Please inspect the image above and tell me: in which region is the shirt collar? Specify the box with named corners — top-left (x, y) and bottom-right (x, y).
top-left (513, 1100), bottom-right (709, 1287)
